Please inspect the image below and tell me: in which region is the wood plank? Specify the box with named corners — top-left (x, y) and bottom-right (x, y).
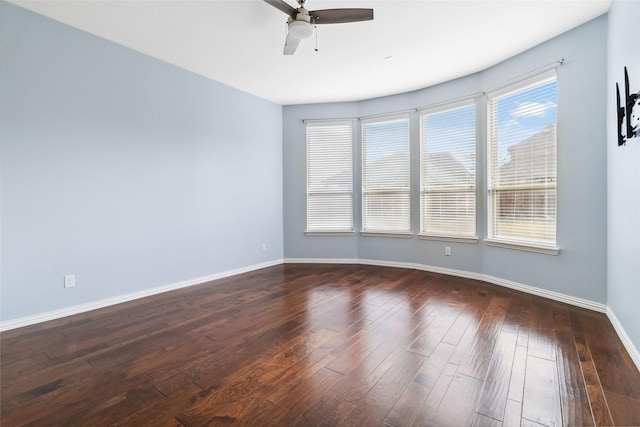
top-left (476, 330), bottom-right (518, 421)
top-left (521, 418), bottom-right (548, 427)
top-left (339, 349), bottom-right (425, 426)
top-left (576, 311), bottom-right (640, 400)
top-left (236, 367), bottom-right (344, 426)
top-left (114, 383), bottom-right (203, 426)
top-left (55, 384), bottom-right (164, 426)
top-left (385, 341), bottom-right (456, 426)
top-left (431, 372), bottom-right (485, 426)
top-left (341, 351), bottom-right (395, 406)
top-left (168, 331), bottom-right (334, 423)
top-left (472, 413), bottom-right (503, 427)
top-left (553, 308), bottom-right (594, 426)
top-left (1, 264), bottom-right (639, 425)
top-left (1, 371), bottom-right (158, 426)
top-left (3, 358), bottom-right (93, 397)
top-left (407, 299), bottom-right (465, 357)
top-left (507, 345), bottom-right (527, 403)
top-left (455, 295), bottom-right (510, 379)
top-left (408, 362), bottom-right (459, 425)
top-left (442, 287), bottom-right (491, 346)
top-left (325, 328), bottom-right (387, 375)
top-left (522, 355), bottom-right (562, 427)
top-left (603, 390), bottom-right (640, 426)
top-left (527, 301), bottom-right (556, 361)
top-left (502, 398), bottom-right (522, 427)
top-left (574, 331), bottom-right (615, 426)
top-left (0, 352), bottom-right (50, 384)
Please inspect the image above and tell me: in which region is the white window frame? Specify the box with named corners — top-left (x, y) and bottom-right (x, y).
top-left (361, 113), bottom-right (412, 237)
top-left (305, 120), bottom-right (354, 235)
top-left (419, 99), bottom-right (478, 243)
top-left (486, 70), bottom-right (559, 255)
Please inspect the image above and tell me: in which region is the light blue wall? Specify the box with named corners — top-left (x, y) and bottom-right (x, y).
top-left (606, 0), bottom-right (640, 355)
top-left (2, 0), bottom-right (624, 339)
top-left (284, 16), bottom-right (608, 303)
top-left (0, 2), bottom-right (283, 322)
top-left (480, 16), bottom-right (608, 302)
top-left (283, 102), bottom-right (360, 259)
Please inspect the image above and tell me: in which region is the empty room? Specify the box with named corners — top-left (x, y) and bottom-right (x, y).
top-left (1, 0), bottom-right (639, 425)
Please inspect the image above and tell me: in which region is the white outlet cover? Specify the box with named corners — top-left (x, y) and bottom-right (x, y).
top-left (64, 274), bottom-right (76, 288)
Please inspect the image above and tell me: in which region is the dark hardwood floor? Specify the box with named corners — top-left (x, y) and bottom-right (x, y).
top-left (1, 263), bottom-right (639, 426)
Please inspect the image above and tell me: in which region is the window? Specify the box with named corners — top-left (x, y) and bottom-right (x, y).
top-left (361, 114), bottom-right (411, 235)
top-left (487, 71), bottom-right (558, 253)
top-left (420, 100), bottom-right (477, 241)
top-left (306, 121), bottom-right (353, 234)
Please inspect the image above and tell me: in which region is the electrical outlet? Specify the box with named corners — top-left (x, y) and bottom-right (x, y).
top-left (445, 247), bottom-right (451, 256)
top-left (261, 243), bottom-right (267, 252)
top-left (64, 274), bottom-right (76, 288)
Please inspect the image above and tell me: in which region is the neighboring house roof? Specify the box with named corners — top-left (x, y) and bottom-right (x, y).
top-left (499, 124), bottom-right (557, 185)
top-left (424, 152), bottom-right (474, 189)
top-left (317, 124), bottom-right (555, 191)
top-left (363, 152), bottom-right (410, 189)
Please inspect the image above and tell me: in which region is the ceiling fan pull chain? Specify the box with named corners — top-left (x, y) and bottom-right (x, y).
top-left (315, 25), bottom-right (318, 52)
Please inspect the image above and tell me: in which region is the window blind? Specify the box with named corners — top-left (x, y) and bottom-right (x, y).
top-left (420, 101), bottom-right (476, 238)
top-left (362, 114), bottom-right (411, 233)
top-left (487, 71), bottom-right (557, 247)
top-left (306, 121), bottom-right (353, 233)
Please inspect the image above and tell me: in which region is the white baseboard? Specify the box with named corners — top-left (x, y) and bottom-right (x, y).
top-left (606, 307), bottom-right (640, 372)
top-left (0, 259), bottom-right (283, 332)
top-left (286, 257), bottom-right (640, 370)
top-left (285, 257), bottom-right (607, 313)
top-left (3, 257), bottom-right (638, 374)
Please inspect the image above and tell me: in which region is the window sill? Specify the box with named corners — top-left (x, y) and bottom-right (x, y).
top-left (485, 239), bottom-right (560, 255)
top-left (418, 234), bottom-right (479, 244)
top-left (360, 231), bottom-right (413, 239)
top-left (305, 231), bottom-right (355, 237)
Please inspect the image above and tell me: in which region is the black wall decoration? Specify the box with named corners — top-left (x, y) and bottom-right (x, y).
top-left (617, 66), bottom-right (640, 146)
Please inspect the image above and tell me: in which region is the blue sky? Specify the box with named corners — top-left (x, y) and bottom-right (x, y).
top-left (423, 104), bottom-right (476, 171)
top-left (361, 80), bottom-right (557, 169)
top-left (495, 80), bottom-right (557, 151)
top-left (362, 118), bottom-right (410, 164)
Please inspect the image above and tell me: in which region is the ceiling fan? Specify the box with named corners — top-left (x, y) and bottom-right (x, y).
top-left (263, 0), bottom-right (374, 55)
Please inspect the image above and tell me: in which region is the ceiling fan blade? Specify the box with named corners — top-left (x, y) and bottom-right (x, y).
top-left (263, 0), bottom-right (297, 17)
top-left (283, 33), bottom-right (302, 55)
top-left (310, 8), bottom-right (373, 24)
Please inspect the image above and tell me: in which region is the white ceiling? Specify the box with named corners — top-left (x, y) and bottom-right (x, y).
top-left (11, 0), bottom-right (611, 105)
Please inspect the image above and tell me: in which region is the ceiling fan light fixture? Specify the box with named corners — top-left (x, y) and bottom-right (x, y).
top-left (288, 20), bottom-right (313, 39)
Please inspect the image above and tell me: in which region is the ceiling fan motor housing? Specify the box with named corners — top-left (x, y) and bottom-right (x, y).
top-left (265, 0), bottom-right (374, 54)
top-left (288, 9), bottom-right (313, 39)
